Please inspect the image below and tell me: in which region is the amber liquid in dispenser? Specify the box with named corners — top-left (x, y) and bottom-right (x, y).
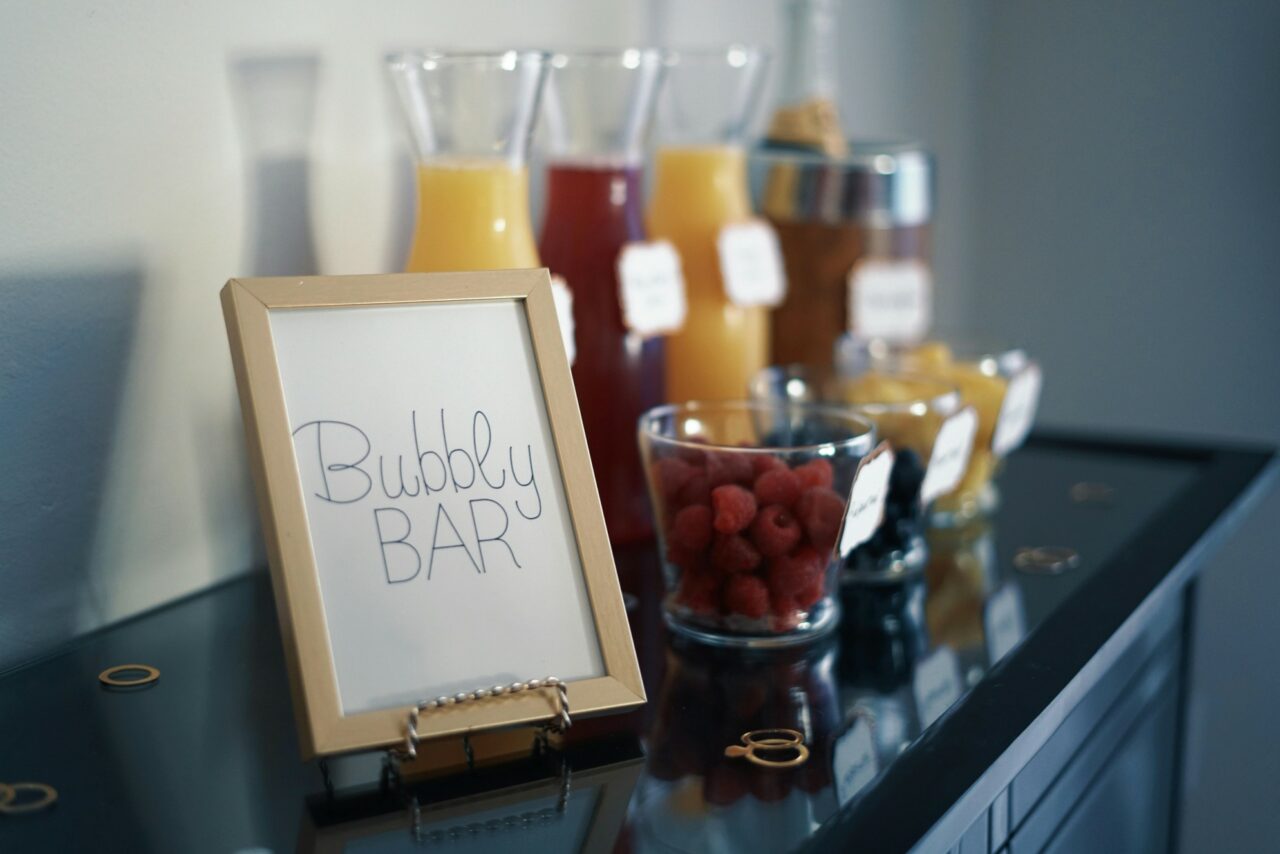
top-left (768, 221), bottom-right (931, 368)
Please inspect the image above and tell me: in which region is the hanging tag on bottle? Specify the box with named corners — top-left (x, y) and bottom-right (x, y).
top-left (847, 259), bottom-right (932, 343)
top-left (549, 275), bottom-right (576, 366)
top-left (616, 240), bottom-right (688, 336)
top-left (992, 363), bottom-right (1042, 456)
top-left (833, 714), bottom-right (878, 806)
top-left (717, 218), bottom-right (787, 308)
top-left (920, 406), bottom-right (978, 505)
top-left (839, 441), bottom-right (894, 557)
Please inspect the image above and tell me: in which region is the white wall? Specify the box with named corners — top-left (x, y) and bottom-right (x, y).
top-left (0, 0), bottom-right (641, 671)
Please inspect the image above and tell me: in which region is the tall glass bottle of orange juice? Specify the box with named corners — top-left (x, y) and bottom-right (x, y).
top-left (648, 48), bottom-right (772, 402)
top-left (387, 51), bottom-right (550, 271)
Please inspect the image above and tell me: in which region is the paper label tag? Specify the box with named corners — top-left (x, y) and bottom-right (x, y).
top-left (984, 584), bottom-right (1026, 663)
top-left (920, 407), bottom-right (979, 504)
top-left (617, 240), bottom-right (687, 337)
top-left (717, 219), bottom-right (787, 308)
top-left (833, 715), bottom-right (879, 806)
top-left (549, 275), bottom-right (575, 366)
top-left (992, 363), bottom-right (1041, 456)
top-left (913, 647), bottom-right (963, 729)
top-left (847, 259), bottom-right (932, 343)
top-left (839, 442), bottom-right (894, 556)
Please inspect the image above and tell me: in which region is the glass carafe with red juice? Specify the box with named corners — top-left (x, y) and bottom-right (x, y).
top-left (539, 50), bottom-right (668, 544)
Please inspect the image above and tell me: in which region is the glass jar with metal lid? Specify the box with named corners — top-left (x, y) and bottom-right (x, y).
top-left (753, 141), bottom-right (934, 370)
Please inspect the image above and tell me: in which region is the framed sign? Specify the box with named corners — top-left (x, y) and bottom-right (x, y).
top-left (221, 270), bottom-right (644, 759)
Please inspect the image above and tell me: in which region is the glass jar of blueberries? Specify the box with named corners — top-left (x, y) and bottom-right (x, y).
top-left (751, 365), bottom-right (966, 583)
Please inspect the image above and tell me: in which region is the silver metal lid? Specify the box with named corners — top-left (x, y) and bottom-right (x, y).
top-left (752, 140), bottom-right (934, 228)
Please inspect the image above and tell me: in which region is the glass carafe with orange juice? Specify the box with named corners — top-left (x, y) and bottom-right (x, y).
top-left (387, 51), bottom-right (550, 271)
top-left (537, 49), bottom-right (669, 544)
top-left (648, 48), bottom-right (772, 402)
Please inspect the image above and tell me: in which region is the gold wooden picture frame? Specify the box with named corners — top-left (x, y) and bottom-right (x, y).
top-left (221, 270), bottom-right (644, 759)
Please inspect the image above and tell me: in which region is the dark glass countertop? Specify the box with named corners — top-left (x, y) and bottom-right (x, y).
top-left (0, 433), bottom-right (1273, 853)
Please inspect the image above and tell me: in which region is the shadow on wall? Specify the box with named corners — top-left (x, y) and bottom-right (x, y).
top-left (229, 53), bottom-right (322, 277)
top-left (0, 265), bottom-right (143, 672)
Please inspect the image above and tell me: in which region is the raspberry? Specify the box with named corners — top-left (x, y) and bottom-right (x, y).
top-left (670, 504), bottom-right (713, 551)
top-left (652, 457), bottom-right (694, 499)
top-left (706, 450), bottom-right (755, 487)
top-left (675, 471), bottom-right (710, 508)
top-left (723, 574), bottom-right (770, 619)
top-left (665, 541), bottom-right (707, 573)
top-left (675, 570), bottom-right (719, 616)
top-left (796, 486), bottom-right (846, 552)
top-left (767, 545), bottom-right (824, 597)
top-left (796, 572), bottom-right (826, 608)
top-left (751, 452), bottom-right (786, 477)
top-left (749, 504), bottom-right (803, 557)
top-left (793, 458), bottom-right (834, 490)
top-left (711, 534), bottom-right (762, 575)
top-left (711, 484), bottom-right (757, 534)
top-left (753, 466), bottom-right (802, 508)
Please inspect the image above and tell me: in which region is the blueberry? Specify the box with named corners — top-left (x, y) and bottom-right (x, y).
top-left (888, 449), bottom-right (925, 504)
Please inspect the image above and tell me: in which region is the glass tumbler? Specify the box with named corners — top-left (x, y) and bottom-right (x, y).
top-left (387, 50), bottom-right (550, 271)
top-left (639, 401), bottom-right (875, 647)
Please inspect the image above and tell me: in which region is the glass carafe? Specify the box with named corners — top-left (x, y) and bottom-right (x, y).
top-left (387, 50), bottom-right (550, 271)
top-left (647, 48), bottom-right (771, 402)
top-left (538, 49), bottom-right (667, 544)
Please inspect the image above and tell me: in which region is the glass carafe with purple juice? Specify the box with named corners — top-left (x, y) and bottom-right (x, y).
top-left (539, 49), bottom-right (671, 544)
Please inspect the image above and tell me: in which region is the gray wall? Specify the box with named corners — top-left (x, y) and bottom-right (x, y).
top-left (969, 2), bottom-right (1280, 850)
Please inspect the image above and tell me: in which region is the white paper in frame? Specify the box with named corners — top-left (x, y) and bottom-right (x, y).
top-left (221, 270), bottom-right (644, 759)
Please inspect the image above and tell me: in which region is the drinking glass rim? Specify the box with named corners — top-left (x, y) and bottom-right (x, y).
top-left (753, 364), bottom-right (963, 417)
top-left (660, 45), bottom-right (770, 68)
top-left (386, 49), bottom-right (552, 71)
top-left (639, 400), bottom-right (876, 457)
top-left (547, 47), bottom-right (669, 69)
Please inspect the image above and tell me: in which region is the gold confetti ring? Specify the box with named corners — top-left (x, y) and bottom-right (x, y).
top-left (0, 783), bottom-right (14, 808)
top-left (98, 664), bottom-right (160, 688)
top-left (741, 728), bottom-right (803, 747)
top-left (0, 782), bottom-right (58, 814)
top-left (723, 728), bottom-right (810, 768)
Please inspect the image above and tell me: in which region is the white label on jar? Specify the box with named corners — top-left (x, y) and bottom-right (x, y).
top-left (913, 647), bottom-right (963, 729)
top-left (992, 363), bottom-right (1043, 456)
top-left (717, 219), bottom-right (787, 308)
top-left (616, 240), bottom-right (688, 336)
top-left (550, 275), bottom-right (576, 366)
top-left (839, 442), bottom-right (894, 556)
top-left (847, 259), bottom-right (932, 343)
top-left (920, 406), bottom-right (979, 505)
top-left (984, 584), bottom-right (1026, 664)
top-left (833, 714), bottom-right (879, 806)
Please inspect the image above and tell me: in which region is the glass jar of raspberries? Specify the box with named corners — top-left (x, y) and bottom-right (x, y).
top-left (639, 401), bottom-right (876, 647)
